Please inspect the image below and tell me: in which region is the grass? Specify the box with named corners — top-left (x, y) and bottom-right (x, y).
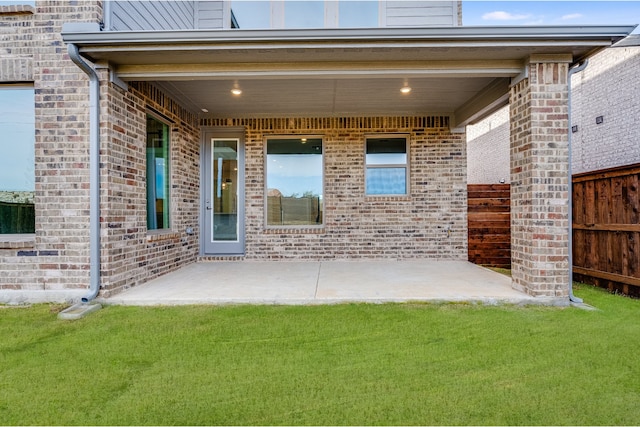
top-left (1, 284), bottom-right (639, 426)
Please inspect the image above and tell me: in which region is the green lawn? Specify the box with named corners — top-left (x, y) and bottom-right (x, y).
top-left (1, 284), bottom-right (639, 426)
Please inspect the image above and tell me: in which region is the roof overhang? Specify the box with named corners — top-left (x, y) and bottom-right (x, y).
top-left (62, 24), bottom-right (636, 128)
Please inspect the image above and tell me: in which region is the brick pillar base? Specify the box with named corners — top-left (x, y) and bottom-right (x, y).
top-left (510, 55), bottom-right (572, 298)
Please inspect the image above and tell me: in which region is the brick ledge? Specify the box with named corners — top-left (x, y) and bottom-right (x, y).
top-left (146, 230), bottom-right (180, 243)
top-left (0, 5), bottom-right (34, 15)
top-left (0, 234), bottom-right (35, 249)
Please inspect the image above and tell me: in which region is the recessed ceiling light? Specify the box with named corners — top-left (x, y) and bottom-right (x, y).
top-left (400, 86), bottom-right (412, 94)
top-left (231, 88), bottom-right (242, 96)
top-left (201, 108), bottom-right (209, 113)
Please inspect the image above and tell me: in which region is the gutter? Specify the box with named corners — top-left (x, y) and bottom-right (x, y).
top-left (567, 60), bottom-right (589, 304)
top-left (67, 43), bottom-right (101, 303)
top-left (61, 25), bottom-right (637, 45)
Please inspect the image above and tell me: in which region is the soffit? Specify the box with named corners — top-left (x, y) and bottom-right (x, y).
top-left (62, 25), bottom-right (636, 125)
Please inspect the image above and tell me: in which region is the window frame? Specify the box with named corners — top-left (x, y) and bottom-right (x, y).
top-left (264, 135), bottom-right (325, 229)
top-left (364, 134), bottom-right (410, 197)
top-left (145, 112), bottom-right (172, 232)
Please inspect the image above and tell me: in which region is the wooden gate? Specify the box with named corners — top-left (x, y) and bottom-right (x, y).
top-left (467, 184), bottom-right (511, 268)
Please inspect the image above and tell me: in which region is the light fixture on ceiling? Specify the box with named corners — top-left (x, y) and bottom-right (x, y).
top-left (400, 85), bottom-right (412, 94)
top-left (231, 87), bottom-right (242, 96)
top-left (201, 108), bottom-right (209, 113)
top-left (301, 138), bottom-right (307, 144)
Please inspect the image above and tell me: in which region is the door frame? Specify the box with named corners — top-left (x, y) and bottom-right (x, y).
top-left (200, 127), bottom-right (246, 255)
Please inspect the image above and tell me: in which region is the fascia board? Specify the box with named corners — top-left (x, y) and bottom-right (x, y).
top-left (61, 25), bottom-right (637, 46)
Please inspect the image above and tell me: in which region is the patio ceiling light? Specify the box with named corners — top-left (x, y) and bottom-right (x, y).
top-left (231, 87), bottom-right (242, 96)
top-left (400, 85), bottom-right (412, 94)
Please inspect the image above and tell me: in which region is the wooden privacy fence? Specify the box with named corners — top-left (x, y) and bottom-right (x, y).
top-left (0, 201), bottom-right (35, 234)
top-left (573, 163), bottom-right (640, 297)
top-left (267, 196), bottom-right (322, 226)
top-left (467, 184), bottom-right (511, 268)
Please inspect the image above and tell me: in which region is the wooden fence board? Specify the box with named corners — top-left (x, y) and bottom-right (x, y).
top-left (573, 163), bottom-right (640, 297)
top-left (468, 184), bottom-right (510, 268)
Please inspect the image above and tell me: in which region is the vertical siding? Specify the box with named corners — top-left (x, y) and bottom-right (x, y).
top-left (196, 1), bottom-right (226, 29)
top-left (109, 1), bottom-right (195, 31)
top-left (382, 1), bottom-right (458, 27)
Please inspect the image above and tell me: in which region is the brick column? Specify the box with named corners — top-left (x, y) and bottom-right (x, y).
top-left (510, 54), bottom-right (572, 298)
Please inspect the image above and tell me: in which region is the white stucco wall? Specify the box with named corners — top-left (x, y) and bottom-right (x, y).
top-left (466, 105), bottom-right (510, 184)
top-left (571, 37), bottom-right (640, 174)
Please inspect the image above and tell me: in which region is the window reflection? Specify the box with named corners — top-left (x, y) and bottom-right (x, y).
top-left (146, 115), bottom-right (170, 230)
top-left (339, 1), bottom-right (378, 27)
top-left (266, 138), bottom-right (323, 226)
top-left (230, 1), bottom-right (270, 29)
top-left (284, 1), bottom-right (324, 28)
top-left (365, 137), bottom-right (409, 196)
top-left (0, 87), bottom-right (35, 234)
top-left (231, 0), bottom-right (380, 29)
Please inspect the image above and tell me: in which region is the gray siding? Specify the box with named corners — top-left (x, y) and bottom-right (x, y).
top-left (383, 1), bottom-right (458, 27)
top-left (196, 1), bottom-right (226, 29)
top-left (108, 1), bottom-right (196, 31)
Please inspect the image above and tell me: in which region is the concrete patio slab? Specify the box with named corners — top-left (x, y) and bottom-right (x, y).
top-left (101, 261), bottom-right (563, 306)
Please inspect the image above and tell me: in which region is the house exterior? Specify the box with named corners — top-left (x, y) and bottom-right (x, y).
top-left (0, 0), bottom-right (635, 304)
top-left (571, 35), bottom-right (640, 174)
top-left (468, 35), bottom-right (640, 182)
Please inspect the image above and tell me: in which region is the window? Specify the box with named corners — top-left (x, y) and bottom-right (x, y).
top-left (365, 136), bottom-right (409, 196)
top-left (231, 0), bottom-right (379, 29)
top-left (266, 137), bottom-right (323, 227)
top-left (0, 86), bottom-right (35, 234)
top-left (146, 115), bottom-right (170, 230)
top-left (339, 1), bottom-right (378, 27)
top-left (283, 1), bottom-right (324, 28)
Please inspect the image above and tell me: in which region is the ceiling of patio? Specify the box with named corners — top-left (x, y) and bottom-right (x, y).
top-left (153, 75), bottom-right (503, 120)
top-left (64, 25), bottom-right (635, 126)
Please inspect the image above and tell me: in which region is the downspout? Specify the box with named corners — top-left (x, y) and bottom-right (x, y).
top-left (68, 43), bottom-right (101, 303)
top-left (567, 60), bottom-right (588, 304)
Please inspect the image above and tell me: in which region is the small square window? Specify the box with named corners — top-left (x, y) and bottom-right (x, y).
top-left (365, 136), bottom-right (409, 196)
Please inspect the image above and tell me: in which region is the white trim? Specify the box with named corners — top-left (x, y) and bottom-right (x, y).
top-left (62, 25), bottom-right (637, 44)
top-left (271, 0), bottom-right (284, 29)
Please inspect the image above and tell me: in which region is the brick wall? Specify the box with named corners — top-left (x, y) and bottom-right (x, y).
top-left (571, 41), bottom-right (640, 173)
top-left (203, 117), bottom-right (468, 261)
top-left (0, 4), bottom-right (34, 82)
top-left (466, 105), bottom-right (510, 184)
top-left (0, 1), bottom-right (102, 296)
top-left (510, 59), bottom-right (570, 298)
top-left (99, 81), bottom-right (201, 297)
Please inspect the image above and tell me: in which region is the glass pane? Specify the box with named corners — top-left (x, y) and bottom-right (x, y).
top-left (366, 137), bottom-right (407, 165)
top-left (212, 140), bottom-right (238, 241)
top-left (146, 116), bottom-right (170, 230)
top-left (284, 1), bottom-right (324, 28)
top-left (230, 1), bottom-right (271, 29)
top-left (267, 138), bottom-right (323, 226)
top-left (366, 167), bottom-right (407, 195)
top-left (0, 87), bottom-right (35, 234)
top-left (339, 1), bottom-right (378, 27)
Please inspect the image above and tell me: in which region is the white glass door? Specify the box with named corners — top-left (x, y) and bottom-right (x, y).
top-left (203, 132), bottom-right (245, 255)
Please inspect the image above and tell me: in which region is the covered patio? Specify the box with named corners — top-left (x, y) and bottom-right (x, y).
top-left (101, 260), bottom-right (558, 306)
top-left (58, 24), bottom-right (635, 303)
